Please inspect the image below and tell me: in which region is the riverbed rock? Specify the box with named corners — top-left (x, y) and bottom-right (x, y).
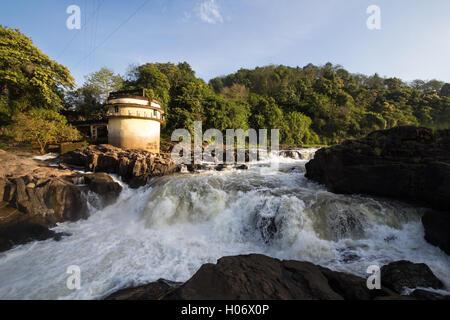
top-left (105, 279), bottom-right (182, 300)
top-left (305, 126), bottom-right (450, 253)
top-left (0, 218), bottom-right (66, 252)
top-left (381, 260), bottom-right (444, 293)
top-left (305, 126), bottom-right (450, 211)
top-left (409, 289), bottom-right (450, 300)
top-left (84, 172), bottom-right (122, 206)
top-left (0, 151), bottom-right (121, 252)
top-left (63, 144), bottom-right (180, 188)
top-left (421, 211), bottom-right (450, 254)
top-left (162, 254), bottom-right (403, 300)
top-left (108, 255), bottom-right (414, 300)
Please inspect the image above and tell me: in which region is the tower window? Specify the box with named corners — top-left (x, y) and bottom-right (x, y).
top-left (115, 106), bottom-right (119, 113)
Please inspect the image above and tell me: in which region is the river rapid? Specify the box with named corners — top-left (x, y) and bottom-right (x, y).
top-left (0, 149), bottom-right (449, 299)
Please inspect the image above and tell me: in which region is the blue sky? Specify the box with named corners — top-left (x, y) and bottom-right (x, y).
top-left (1, 0), bottom-right (449, 86)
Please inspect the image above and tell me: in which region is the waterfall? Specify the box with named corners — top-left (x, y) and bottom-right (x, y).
top-left (0, 149), bottom-right (449, 299)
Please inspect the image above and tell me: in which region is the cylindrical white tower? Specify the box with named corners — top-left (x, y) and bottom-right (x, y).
top-left (105, 90), bottom-right (164, 153)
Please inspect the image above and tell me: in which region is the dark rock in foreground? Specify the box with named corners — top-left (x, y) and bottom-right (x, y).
top-left (64, 144), bottom-right (180, 188)
top-left (305, 126), bottom-right (450, 254)
top-left (410, 289), bottom-right (450, 300)
top-left (105, 279), bottom-right (182, 300)
top-left (107, 254), bottom-right (433, 300)
top-left (381, 260), bottom-right (444, 293)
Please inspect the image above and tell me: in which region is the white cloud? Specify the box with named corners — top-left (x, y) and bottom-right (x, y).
top-left (198, 0), bottom-right (223, 24)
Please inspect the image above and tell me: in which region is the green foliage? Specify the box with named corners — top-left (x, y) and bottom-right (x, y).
top-left (210, 64), bottom-right (450, 144)
top-left (65, 67), bottom-right (123, 119)
top-left (0, 26), bottom-right (75, 124)
top-left (125, 63), bottom-right (171, 109)
top-left (11, 109), bottom-right (81, 154)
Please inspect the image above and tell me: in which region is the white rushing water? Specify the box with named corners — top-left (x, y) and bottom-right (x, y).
top-left (1, 149), bottom-right (449, 299)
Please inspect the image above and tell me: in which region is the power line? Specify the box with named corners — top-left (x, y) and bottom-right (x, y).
top-left (73, 0), bottom-right (152, 69)
top-left (56, 0), bottom-right (105, 60)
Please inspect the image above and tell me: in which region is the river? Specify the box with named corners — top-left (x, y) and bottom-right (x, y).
top-left (0, 149), bottom-right (449, 299)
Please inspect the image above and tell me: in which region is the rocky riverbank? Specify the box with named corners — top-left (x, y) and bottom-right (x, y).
top-left (63, 144), bottom-right (180, 188)
top-left (305, 126), bottom-right (450, 254)
top-left (106, 254), bottom-right (449, 300)
top-left (0, 151), bottom-right (122, 252)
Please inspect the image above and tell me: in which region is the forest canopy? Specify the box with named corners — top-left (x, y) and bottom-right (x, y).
top-left (1, 26), bottom-right (449, 146)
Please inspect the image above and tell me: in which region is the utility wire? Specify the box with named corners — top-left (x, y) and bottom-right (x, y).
top-left (56, 0), bottom-right (105, 60)
top-left (73, 0), bottom-right (152, 69)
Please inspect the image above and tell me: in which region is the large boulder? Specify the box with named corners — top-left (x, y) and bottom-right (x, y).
top-left (0, 151), bottom-right (120, 252)
top-left (306, 126), bottom-right (450, 211)
top-left (105, 279), bottom-right (181, 300)
top-left (110, 254), bottom-right (405, 300)
top-left (380, 260), bottom-right (444, 293)
top-left (64, 144), bottom-right (180, 188)
top-left (107, 255), bottom-right (447, 300)
top-left (305, 126), bottom-right (450, 253)
top-left (84, 173), bottom-right (122, 207)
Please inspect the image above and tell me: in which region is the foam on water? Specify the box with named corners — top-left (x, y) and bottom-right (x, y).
top-left (0, 150), bottom-right (449, 299)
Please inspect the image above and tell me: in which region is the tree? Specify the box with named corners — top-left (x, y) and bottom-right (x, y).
top-left (125, 63), bottom-right (171, 108)
top-left (11, 109), bottom-right (81, 154)
top-left (0, 26), bottom-right (74, 124)
top-left (66, 68), bottom-right (123, 119)
top-left (83, 67), bottom-right (123, 102)
top-left (284, 111), bottom-right (316, 145)
top-left (440, 83), bottom-right (450, 97)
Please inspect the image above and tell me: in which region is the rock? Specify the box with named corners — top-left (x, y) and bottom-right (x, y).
top-left (409, 289), bottom-right (450, 300)
top-left (305, 126), bottom-right (450, 212)
top-left (305, 126), bottom-right (450, 252)
top-left (64, 144), bottom-right (180, 188)
top-left (162, 254), bottom-right (394, 300)
top-left (279, 150), bottom-right (301, 159)
top-left (84, 173), bottom-right (122, 207)
top-left (422, 211), bottom-right (450, 254)
top-left (0, 219), bottom-right (63, 252)
top-left (0, 175), bottom-right (88, 225)
top-left (105, 279), bottom-right (181, 300)
top-left (0, 152), bottom-right (120, 252)
top-left (317, 266), bottom-right (397, 300)
top-left (381, 260), bottom-right (444, 293)
top-left (58, 163), bottom-right (71, 170)
top-left (214, 164), bottom-right (232, 171)
top-left (109, 255), bottom-right (412, 300)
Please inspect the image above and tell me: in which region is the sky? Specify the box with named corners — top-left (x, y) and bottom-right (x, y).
top-left (1, 0), bottom-right (449, 86)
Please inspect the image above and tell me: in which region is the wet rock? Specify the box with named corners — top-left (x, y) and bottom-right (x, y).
top-left (305, 126), bottom-right (450, 252)
top-left (64, 144), bottom-right (180, 188)
top-left (0, 219), bottom-right (67, 252)
top-left (381, 260), bottom-right (444, 293)
top-left (108, 255), bottom-right (444, 300)
top-left (214, 164), bottom-right (232, 171)
top-left (305, 126), bottom-right (450, 212)
top-left (105, 279), bottom-right (181, 300)
top-left (279, 150), bottom-right (301, 159)
top-left (163, 255), bottom-right (342, 300)
top-left (317, 266), bottom-right (398, 300)
top-left (160, 254), bottom-right (403, 300)
top-left (84, 173), bottom-right (122, 207)
top-left (0, 151), bottom-right (119, 252)
top-left (409, 289), bottom-right (450, 300)
top-left (422, 211), bottom-right (450, 254)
